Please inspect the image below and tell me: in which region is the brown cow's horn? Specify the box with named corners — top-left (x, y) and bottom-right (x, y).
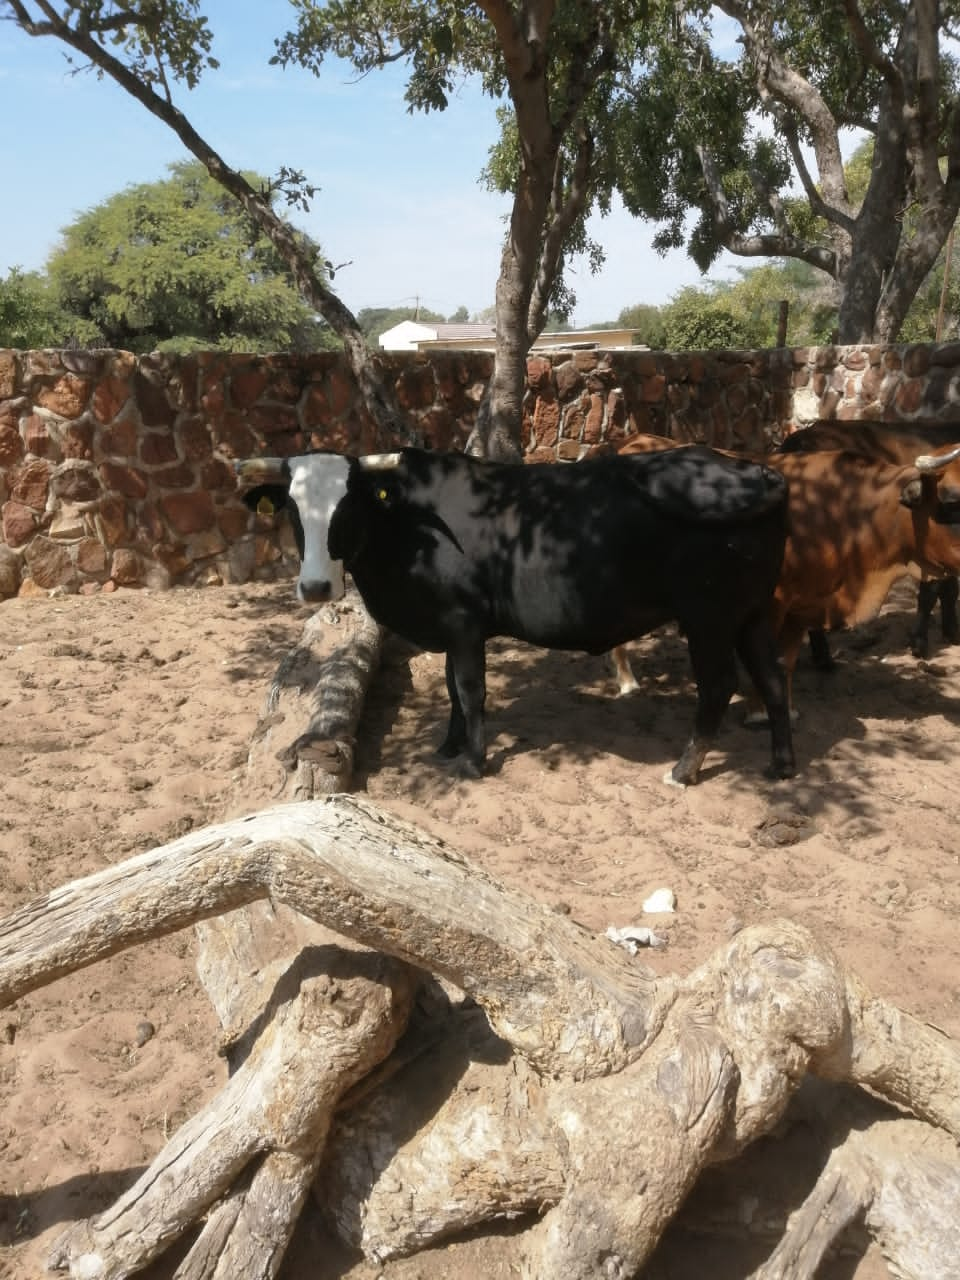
top-left (357, 451), bottom-right (403, 470)
top-left (915, 445), bottom-right (960, 472)
top-left (234, 457), bottom-right (286, 482)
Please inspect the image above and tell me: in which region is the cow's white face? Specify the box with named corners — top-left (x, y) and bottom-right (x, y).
top-left (287, 454), bottom-right (351, 604)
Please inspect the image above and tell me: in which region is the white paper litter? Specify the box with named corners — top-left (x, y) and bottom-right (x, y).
top-left (605, 924), bottom-right (668, 953)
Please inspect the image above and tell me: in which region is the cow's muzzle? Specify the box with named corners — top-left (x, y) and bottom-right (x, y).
top-left (298, 573), bottom-right (346, 606)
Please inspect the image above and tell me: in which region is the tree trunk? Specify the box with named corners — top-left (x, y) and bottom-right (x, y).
top-left (3, 796), bottom-right (960, 1279)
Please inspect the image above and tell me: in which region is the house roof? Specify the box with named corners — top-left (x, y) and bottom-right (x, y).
top-left (378, 319), bottom-right (640, 353)
top-left (428, 323), bottom-right (496, 341)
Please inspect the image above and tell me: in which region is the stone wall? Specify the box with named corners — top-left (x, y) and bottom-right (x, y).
top-left (1, 340), bottom-right (959, 600)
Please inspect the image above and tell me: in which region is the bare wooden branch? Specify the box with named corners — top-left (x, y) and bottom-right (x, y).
top-left (46, 945), bottom-right (415, 1280)
top-left (179, 597), bottom-right (388, 1275)
top-left (752, 1116), bottom-right (960, 1280)
top-left (0, 796), bottom-right (668, 1081)
top-left (196, 592), bottom-right (383, 1051)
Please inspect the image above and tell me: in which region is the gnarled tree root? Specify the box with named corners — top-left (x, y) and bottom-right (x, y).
top-left (1, 797), bottom-right (958, 1278)
top-left (45, 944), bottom-right (415, 1280)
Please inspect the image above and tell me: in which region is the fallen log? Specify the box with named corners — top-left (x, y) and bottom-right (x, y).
top-left (195, 586), bottom-right (385, 1055)
top-left (238, 587), bottom-right (385, 808)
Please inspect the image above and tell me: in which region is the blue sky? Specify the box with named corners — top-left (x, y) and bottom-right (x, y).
top-left (0, 1), bottom-right (741, 327)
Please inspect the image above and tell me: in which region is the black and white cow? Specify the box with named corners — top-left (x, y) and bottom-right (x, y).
top-left (237, 446), bottom-right (795, 786)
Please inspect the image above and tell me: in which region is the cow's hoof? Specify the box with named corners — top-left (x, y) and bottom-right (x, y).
top-left (662, 768), bottom-right (690, 789)
top-left (765, 760), bottom-right (797, 781)
top-left (449, 757), bottom-right (483, 781)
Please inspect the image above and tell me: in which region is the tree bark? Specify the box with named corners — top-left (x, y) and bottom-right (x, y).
top-left (184, 593), bottom-right (390, 1279)
top-left (45, 944), bottom-right (415, 1280)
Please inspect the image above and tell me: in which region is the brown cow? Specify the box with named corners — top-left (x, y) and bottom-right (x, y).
top-left (777, 420), bottom-right (960, 659)
top-left (609, 434), bottom-right (960, 716)
top-left (763, 444), bottom-right (960, 708)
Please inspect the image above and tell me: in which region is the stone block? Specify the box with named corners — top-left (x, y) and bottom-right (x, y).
top-left (0, 351), bottom-right (17, 399)
top-left (110, 547), bottom-right (143, 586)
top-left (160, 490), bottom-right (216, 535)
top-left (36, 373), bottom-right (90, 418)
top-left (140, 431), bottom-right (179, 466)
top-left (24, 536), bottom-right (76, 590)
top-left (93, 375), bottom-right (132, 425)
top-left (0, 421), bottom-right (24, 467)
top-left (11, 459), bottom-right (51, 509)
top-left (3, 496), bottom-right (37, 547)
top-left (0, 545), bottom-right (21, 599)
top-left (99, 461), bottom-right (149, 499)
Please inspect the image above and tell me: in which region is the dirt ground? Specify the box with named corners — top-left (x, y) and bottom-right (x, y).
top-left (1, 576), bottom-right (958, 1279)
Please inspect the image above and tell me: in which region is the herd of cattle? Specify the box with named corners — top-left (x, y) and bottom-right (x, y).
top-left (237, 419), bottom-right (960, 787)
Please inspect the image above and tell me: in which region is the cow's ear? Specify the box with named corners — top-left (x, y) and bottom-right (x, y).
top-left (240, 484), bottom-right (289, 515)
top-left (900, 478), bottom-right (924, 508)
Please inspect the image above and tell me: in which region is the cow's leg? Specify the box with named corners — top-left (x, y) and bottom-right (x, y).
top-left (668, 632), bottom-right (739, 787)
top-left (909, 579), bottom-right (939, 658)
top-left (735, 615), bottom-right (796, 780)
top-left (437, 653), bottom-right (468, 760)
top-left (939, 576), bottom-right (960, 644)
top-left (806, 628), bottom-right (835, 671)
top-left (436, 640), bottom-right (487, 777)
top-left (610, 644), bottom-right (639, 695)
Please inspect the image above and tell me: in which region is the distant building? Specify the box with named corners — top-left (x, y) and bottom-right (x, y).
top-left (378, 321), bottom-right (641, 353)
top-left (378, 321), bottom-right (496, 351)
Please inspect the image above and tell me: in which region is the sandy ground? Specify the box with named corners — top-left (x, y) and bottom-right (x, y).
top-left (1, 577), bottom-right (958, 1279)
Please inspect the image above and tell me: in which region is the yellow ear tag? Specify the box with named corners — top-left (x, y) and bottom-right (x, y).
top-left (377, 488), bottom-right (388, 502)
top-left (256, 495), bottom-right (276, 516)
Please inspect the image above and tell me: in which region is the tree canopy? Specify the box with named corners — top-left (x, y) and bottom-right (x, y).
top-left (622, 259), bottom-right (840, 351)
top-left (45, 160), bottom-right (335, 355)
top-left (0, 267), bottom-right (92, 349)
top-left (5, 0), bottom-right (960, 453)
top-left (611, 1), bottom-right (960, 342)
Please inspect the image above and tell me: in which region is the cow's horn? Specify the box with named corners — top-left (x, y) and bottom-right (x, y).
top-left (915, 445), bottom-right (960, 472)
top-left (357, 451), bottom-right (403, 470)
top-left (234, 456), bottom-right (286, 482)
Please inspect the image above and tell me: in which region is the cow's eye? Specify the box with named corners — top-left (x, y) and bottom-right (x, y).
top-left (257, 496), bottom-right (276, 516)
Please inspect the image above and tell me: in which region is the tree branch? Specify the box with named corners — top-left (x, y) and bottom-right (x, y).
top-left (716, 0), bottom-right (851, 216)
top-left (0, 796), bottom-right (671, 1080)
top-left (842, 0), bottom-right (900, 82)
top-left (781, 116), bottom-right (855, 236)
top-left (528, 126), bottom-right (594, 337)
top-left (696, 144), bottom-right (838, 275)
